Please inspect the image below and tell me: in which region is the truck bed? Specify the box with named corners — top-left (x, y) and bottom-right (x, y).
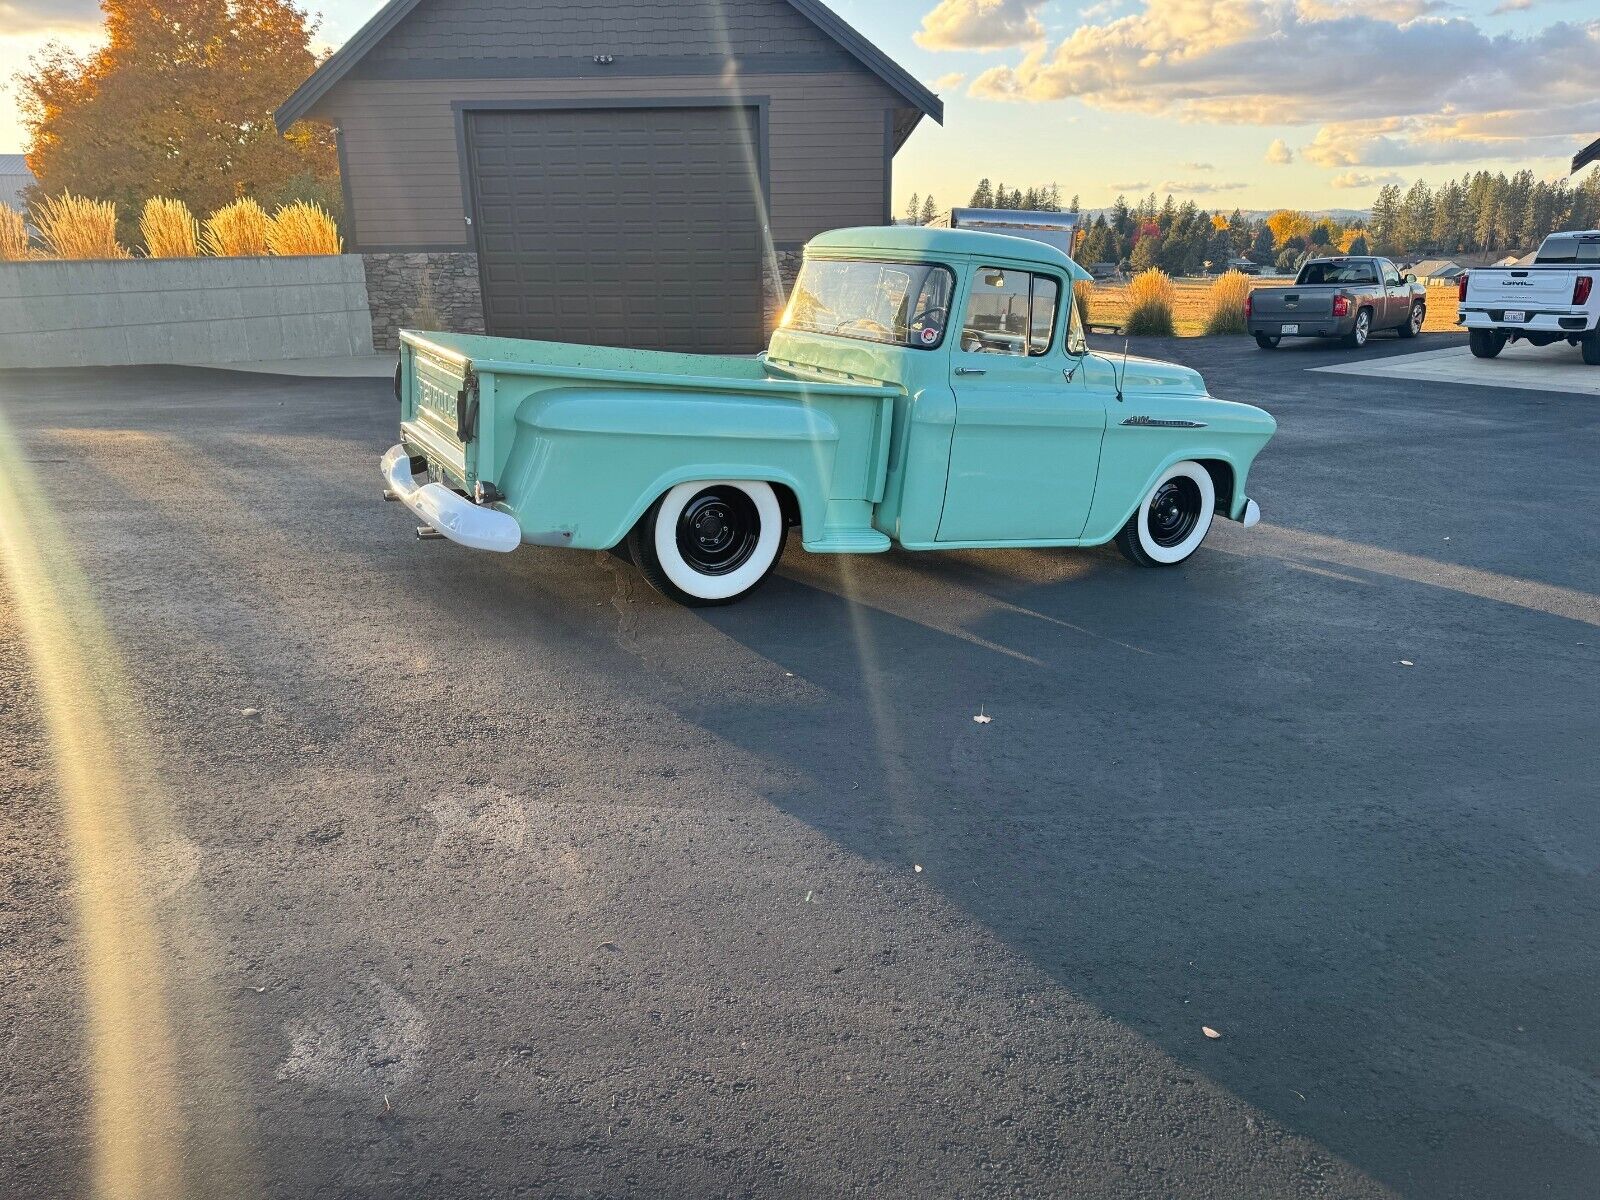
top-left (396, 330), bottom-right (903, 553)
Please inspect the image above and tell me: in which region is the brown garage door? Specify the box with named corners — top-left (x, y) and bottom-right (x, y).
top-left (465, 106), bottom-right (766, 354)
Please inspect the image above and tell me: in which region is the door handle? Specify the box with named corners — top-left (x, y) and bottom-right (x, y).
top-left (955, 367), bottom-right (986, 376)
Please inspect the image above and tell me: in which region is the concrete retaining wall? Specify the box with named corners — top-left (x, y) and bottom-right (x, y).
top-left (0, 255), bottom-right (374, 370)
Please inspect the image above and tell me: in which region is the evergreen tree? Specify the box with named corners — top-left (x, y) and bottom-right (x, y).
top-left (904, 192), bottom-right (920, 224)
top-left (920, 194), bottom-right (937, 225)
top-left (970, 178), bottom-right (993, 207)
top-left (1347, 233), bottom-right (1369, 255)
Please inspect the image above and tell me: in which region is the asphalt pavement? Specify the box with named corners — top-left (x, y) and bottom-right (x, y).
top-left (2, 330), bottom-right (1597, 1198)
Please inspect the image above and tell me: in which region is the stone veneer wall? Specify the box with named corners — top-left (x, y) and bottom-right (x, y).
top-left (362, 252), bottom-right (485, 351)
top-left (366, 248), bottom-right (801, 350)
top-left (763, 248), bottom-right (805, 334)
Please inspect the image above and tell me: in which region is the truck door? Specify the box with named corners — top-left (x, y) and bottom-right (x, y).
top-left (937, 267), bottom-right (1106, 543)
top-left (1379, 259), bottom-right (1404, 326)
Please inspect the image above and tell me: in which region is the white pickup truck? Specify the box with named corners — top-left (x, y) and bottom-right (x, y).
top-left (1458, 230), bottom-right (1600, 363)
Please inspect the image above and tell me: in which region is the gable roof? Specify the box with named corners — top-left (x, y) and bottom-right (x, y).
top-left (275, 0), bottom-right (942, 132)
top-left (1576, 135), bottom-right (1600, 175)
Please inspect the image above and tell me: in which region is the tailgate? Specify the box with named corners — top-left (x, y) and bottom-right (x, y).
top-left (399, 338), bottom-right (479, 485)
top-left (1252, 287), bottom-right (1335, 318)
top-left (1467, 268), bottom-right (1573, 307)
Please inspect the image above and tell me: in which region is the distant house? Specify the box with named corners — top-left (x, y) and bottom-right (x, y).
top-left (1408, 258), bottom-right (1465, 285)
top-left (0, 154), bottom-right (33, 212)
top-left (1225, 256), bottom-right (1260, 276)
top-left (1088, 262), bottom-right (1120, 281)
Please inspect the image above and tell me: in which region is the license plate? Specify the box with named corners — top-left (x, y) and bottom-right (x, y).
top-left (1503, 310), bottom-right (1525, 323)
top-left (1281, 323), bottom-right (1299, 335)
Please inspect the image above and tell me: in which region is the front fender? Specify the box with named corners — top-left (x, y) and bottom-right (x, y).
top-left (1083, 398), bottom-right (1275, 542)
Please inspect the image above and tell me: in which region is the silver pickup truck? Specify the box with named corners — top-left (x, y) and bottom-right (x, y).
top-left (1247, 256), bottom-right (1426, 350)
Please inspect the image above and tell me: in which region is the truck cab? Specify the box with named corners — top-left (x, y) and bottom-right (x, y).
top-left (384, 227), bottom-right (1275, 605)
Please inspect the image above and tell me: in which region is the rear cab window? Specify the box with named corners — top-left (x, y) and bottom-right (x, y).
top-left (1535, 236), bottom-right (1600, 264)
top-left (1298, 260), bottom-right (1378, 285)
top-left (959, 266), bottom-right (1061, 356)
top-left (782, 258), bottom-right (956, 349)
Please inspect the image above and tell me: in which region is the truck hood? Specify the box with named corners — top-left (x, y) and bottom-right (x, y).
top-left (1081, 350), bottom-right (1205, 396)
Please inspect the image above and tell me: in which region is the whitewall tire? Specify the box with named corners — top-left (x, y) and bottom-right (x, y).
top-left (1114, 461), bottom-right (1216, 567)
top-left (627, 480), bottom-right (787, 606)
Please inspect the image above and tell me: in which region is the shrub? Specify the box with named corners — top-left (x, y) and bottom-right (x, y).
top-left (32, 192), bottom-right (128, 260)
top-left (1203, 270), bottom-right (1253, 335)
top-left (140, 197), bottom-right (200, 258)
top-left (1123, 268), bottom-right (1175, 336)
top-left (0, 206), bottom-right (29, 261)
top-left (266, 201), bottom-right (342, 256)
top-left (202, 198), bottom-right (271, 257)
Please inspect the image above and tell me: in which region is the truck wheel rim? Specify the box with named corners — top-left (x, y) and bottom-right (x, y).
top-left (1355, 313), bottom-right (1369, 344)
top-left (1411, 306), bottom-right (1423, 333)
top-left (1147, 478), bottom-right (1202, 548)
top-left (676, 487), bottom-right (760, 576)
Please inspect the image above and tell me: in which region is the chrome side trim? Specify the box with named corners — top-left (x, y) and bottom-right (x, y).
top-left (1121, 415), bottom-right (1208, 428)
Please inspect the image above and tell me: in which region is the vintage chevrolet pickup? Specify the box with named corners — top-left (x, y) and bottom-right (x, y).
top-left (383, 227), bottom-right (1275, 605)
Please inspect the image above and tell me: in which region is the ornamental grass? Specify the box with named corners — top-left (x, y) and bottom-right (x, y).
top-left (0, 206), bottom-right (28, 261)
top-left (266, 200), bottom-right (342, 256)
top-left (1123, 267), bottom-right (1176, 336)
top-left (1202, 269), bottom-right (1253, 335)
top-left (33, 192), bottom-right (128, 260)
top-left (202, 198), bottom-right (271, 257)
top-left (140, 197), bottom-right (200, 258)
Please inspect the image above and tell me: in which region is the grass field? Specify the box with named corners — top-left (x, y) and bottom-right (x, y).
top-left (1085, 278), bottom-right (1462, 337)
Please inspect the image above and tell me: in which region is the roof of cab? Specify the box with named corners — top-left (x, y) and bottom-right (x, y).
top-left (808, 226), bottom-right (1090, 280)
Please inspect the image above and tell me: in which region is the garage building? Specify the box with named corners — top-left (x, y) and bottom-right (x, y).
top-left (275, 0), bottom-right (941, 352)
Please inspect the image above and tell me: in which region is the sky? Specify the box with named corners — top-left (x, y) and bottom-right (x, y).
top-left (2, 0), bottom-right (1596, 214)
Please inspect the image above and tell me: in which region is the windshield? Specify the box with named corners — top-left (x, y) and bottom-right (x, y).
top-left (782, 258), bottom-right (956, 349)
top-left (1297, 260), bottom-right (1377, 285)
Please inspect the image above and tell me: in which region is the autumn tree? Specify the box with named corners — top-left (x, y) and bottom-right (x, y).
top-left (19, 0), bottom-right (337, 225)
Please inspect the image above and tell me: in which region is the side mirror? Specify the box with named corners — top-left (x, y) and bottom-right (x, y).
top-left (1403, 273), bottom-right (1416, 284)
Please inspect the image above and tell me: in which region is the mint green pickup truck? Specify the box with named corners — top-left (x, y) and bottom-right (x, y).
top-left (383, 227), bottom-right (1274, 605)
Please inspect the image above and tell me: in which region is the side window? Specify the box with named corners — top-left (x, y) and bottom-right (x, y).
top-left (958, 267), bottom-right (1060, 356)
top-left (1381, 261), bottom-right (1400, 286)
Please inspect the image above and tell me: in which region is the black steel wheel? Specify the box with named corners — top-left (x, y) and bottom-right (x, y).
top-left (674, 487), bottom-right (761, 576)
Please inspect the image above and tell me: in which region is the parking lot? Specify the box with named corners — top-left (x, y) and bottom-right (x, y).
top-left (2, 332), bottom-right (1597, 1197)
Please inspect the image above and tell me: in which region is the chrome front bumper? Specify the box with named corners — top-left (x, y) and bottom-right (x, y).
top-left (381, 444), bottom-right (520, 553)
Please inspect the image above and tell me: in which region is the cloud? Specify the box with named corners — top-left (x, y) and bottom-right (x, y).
top-left (1490, 0), bottom-right (1532, 11)
top-left (1330, 170), bottom-right (1406, 189)
top-left (1160, 179), bottom-right (1248, 193)
top-left (1265, 138), bottom-right (1294, 165)
top-left (1108, 180), bottom-right (1151, 191)
top-left (1179, 161), bottom-right (1214, 171)
top-left (915, 0), bottom-right (1048, 51)
top-left (934, 72), bottom-right (968, 91)
top-left (0, 1), bottom-right (101, 35)
top-left (964, 0), bottom-right (1600, 168)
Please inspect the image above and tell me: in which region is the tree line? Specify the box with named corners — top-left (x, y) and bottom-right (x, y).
top-left (914, 170), bottom-right (1600, 275)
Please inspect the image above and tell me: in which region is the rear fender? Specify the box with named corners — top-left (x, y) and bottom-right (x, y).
top-left (510, 388), bottom-right (840, 549)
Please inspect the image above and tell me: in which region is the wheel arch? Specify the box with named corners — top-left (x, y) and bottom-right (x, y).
top-left (610, 468), bottom-right (816, 550)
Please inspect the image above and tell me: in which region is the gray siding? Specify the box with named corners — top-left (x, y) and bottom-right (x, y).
top-left (326, 73), bottom-right (899, 251)
top-left (356, 0), bottom-right (852, 65)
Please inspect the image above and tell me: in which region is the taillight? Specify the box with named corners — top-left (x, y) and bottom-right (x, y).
top-left (1574, 276), bottom-right (1593, 306)
top-left (1244, 292), bottom-right (1253, 319)
top-left (1331, 294), bottom-right (1350, 318)
top-left (1458, 273), bottom-right (1468, 302)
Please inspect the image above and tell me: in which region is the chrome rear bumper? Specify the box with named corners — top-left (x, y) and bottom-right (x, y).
top-left (381, 444), bottom-right (520, 553)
